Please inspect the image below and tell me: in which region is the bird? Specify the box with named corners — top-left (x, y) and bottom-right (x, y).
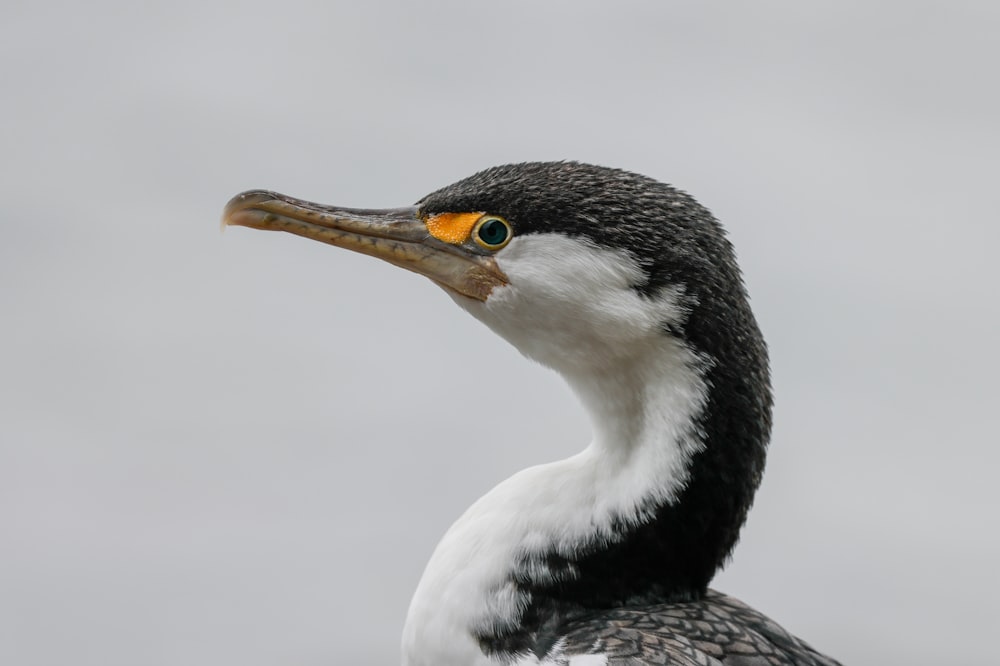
top-left (223, 161), bottom-right (842, 666)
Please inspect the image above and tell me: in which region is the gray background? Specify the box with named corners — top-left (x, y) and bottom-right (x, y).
top-left (2, 2), bottom-right (998, 664)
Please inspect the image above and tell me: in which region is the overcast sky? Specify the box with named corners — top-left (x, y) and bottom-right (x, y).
top-left (2, 2), bottom-right (998, 665)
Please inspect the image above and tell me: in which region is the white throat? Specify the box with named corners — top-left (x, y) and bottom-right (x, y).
top-left (400, 236), bottom-right (710, 665)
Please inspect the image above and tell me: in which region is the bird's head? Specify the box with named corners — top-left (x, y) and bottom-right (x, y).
top-left (224, 161), bottom-right (758, 382)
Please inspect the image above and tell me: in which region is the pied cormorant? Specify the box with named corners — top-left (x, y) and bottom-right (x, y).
top-left (223, 161), bottom-right (842, 666)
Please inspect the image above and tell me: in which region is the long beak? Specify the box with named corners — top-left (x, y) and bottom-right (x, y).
top-left (222, 190), bottom-right (507, 301)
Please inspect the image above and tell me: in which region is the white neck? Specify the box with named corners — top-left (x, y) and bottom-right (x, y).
top-left (399, 235), bottom-right (712, 664)
top-left (400, 338), bottom-right (708, 666)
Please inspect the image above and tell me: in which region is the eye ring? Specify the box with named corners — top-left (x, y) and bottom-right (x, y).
top-left (472, 215), bottom-right (513, 250)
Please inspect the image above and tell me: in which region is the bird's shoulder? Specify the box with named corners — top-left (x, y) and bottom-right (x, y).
top-left (532, 590), bottom-right (841, 666)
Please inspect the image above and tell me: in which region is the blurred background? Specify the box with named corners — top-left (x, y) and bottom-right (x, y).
top-left (2, 1), bottom-right (998, 664)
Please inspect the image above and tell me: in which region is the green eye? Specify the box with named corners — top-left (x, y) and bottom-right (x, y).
top-left (473, 216), bottom-right (512, 249)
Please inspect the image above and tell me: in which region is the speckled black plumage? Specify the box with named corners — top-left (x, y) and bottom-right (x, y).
top-left (548, 590), bottom-right (841, 665)
top-left (417, 163), bottom-right (834, 665)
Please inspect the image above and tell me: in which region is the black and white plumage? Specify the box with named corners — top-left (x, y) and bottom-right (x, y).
top-left (224, 162), bottom-right (841, 666)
